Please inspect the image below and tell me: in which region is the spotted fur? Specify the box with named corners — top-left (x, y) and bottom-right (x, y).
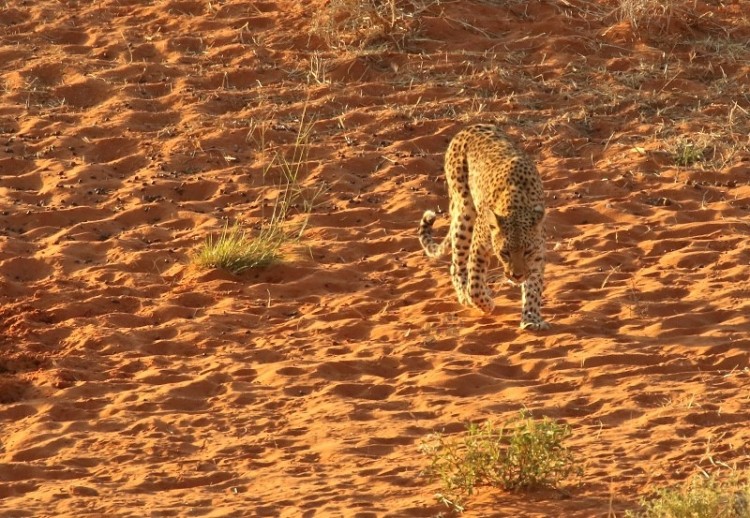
top-left (419, 124), bottom-right (549, 330)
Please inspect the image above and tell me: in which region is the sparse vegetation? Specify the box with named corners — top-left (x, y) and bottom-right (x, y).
top-left (249, 104), bottom-right (327, 214)
top-left (420, 411), bottom-right (580, 513)
top-left (627, 470), bottom-right (750, 518)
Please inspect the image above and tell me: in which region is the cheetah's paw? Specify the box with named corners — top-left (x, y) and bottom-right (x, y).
top-left (468, 293), bottom-right (495, 314)
top-left (520, 319), bottom-right (550, 331)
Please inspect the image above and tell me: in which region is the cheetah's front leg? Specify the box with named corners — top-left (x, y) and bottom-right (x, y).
top-left (466, 233), bottom-right (495, 313)
top-left (520, 266), bottom-right (549, 330)
top-left (449, 205), bottom-right (475, 307)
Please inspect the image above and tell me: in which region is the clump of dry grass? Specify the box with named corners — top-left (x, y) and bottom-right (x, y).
top-left (310, 0), bottom-right (430, 51)
top-left (617, 0), bottom-right (678, 28)
top-left (615, 0), bottom-right (701, 33)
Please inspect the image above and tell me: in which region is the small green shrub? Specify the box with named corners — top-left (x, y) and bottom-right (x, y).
top-left (628, 471), bottom-right (750, 518)
top-left (673, 140), bottom-right (705, 167)
top-left (419, 411), bottom-right (580, 513)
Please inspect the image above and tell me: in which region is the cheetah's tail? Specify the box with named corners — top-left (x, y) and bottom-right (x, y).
top-left (419, 210), bottom-right (450, 259)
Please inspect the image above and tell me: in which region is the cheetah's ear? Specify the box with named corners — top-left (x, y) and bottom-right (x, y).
top-left (531, 204), bottom-right (545, 225)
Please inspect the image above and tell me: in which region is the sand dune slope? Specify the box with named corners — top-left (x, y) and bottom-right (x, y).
top-left (1, 1), bottom-right (749, 516)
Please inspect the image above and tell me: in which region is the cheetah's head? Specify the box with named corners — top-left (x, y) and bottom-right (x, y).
top-left (490, 204), bottom-right (544, 284)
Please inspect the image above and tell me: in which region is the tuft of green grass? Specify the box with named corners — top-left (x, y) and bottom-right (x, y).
top-left (627, 471), bottom-right (750, 518)
top-left (419, 411), bottom-right (580, 513)
top-left (672, 139), bottom-right (705, 167)
top-left (193, 104), bottom-right (324, 274)
top-left (191, 222), bottom-right (286, 274)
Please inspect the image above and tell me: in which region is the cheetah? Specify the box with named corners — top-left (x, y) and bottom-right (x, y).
top-left (419, 124), bottom-right (549, 330)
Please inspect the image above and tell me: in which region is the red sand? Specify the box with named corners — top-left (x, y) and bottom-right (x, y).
top-left (1, 1), bottom-right (749, 516)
